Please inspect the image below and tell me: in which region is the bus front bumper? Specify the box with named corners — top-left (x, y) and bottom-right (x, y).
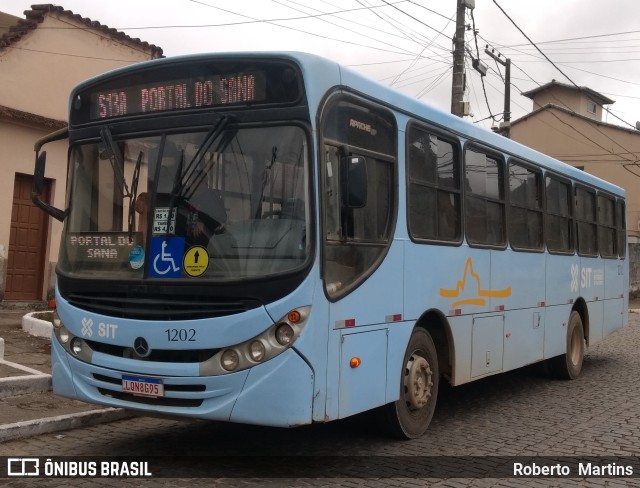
top-left (52, 338), bottom-right (315, 428)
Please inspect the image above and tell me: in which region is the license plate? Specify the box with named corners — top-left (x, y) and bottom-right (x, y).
top-left (122, 375), bottom-right (164, 397)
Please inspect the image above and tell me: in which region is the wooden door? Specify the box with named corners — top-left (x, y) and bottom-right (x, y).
top-left (5, 174), bottom-right (50, 301)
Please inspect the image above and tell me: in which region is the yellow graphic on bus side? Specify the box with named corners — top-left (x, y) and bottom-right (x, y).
top-left (439, 258), bottom-right (511, 308)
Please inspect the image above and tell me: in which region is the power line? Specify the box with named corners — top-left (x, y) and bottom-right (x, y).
top-left (491, 0), bottom-right (637, 131)
top-left (389, 8), bottom-right (454, 86)
top-left (270, 0), bottom-right (422, 56)
top-left (505, 29), bottom-right (640, 48)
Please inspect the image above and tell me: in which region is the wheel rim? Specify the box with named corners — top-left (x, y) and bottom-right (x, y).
top-left (404, 353), bottom-right (433, 411)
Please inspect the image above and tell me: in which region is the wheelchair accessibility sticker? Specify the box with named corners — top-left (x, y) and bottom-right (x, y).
top-left (149, 237), bottom-right (185, 278)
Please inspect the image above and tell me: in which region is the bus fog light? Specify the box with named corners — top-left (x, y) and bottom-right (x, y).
top-left (70, 338), bottom-right (83, 356)
top-left (249, 340), bottom-right (266, 362)
top-left (58, 327), bottom-right (70, 344)
top-left (276, 323), bottom-right (295, 346)
top-left (221, 349), bottom-right (240, 371)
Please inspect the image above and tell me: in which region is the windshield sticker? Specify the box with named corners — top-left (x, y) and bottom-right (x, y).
top-left (129, 245), bottom-right (145, 270)
top-left (149, 237), bottom-right (184, 278)
top-left (153, 207), bottom-right (177, 234)
top-left (183, 246), bottom-right (209, 277)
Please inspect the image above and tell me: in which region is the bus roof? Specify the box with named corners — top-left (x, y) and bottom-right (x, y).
top-left (73, 51), bottom-right (624, 197)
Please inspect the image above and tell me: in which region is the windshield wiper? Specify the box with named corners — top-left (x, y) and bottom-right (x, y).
top-left (127, 151), bottom-right (144, 242)
top-left (181, 115), bottom-right (231, 200)
top-left (99, 127), bottom-right (131, 199)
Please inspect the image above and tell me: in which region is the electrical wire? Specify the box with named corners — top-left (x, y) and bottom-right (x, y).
top-left (491, 0), bottom-right (637, 130)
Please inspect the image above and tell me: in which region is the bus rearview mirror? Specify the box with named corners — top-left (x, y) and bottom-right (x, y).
top-left (32, 151), bottom-right (66, 222)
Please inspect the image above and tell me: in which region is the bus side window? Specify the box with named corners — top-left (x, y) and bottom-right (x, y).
top-left (617, 199), bottom-right (626, 258)
top-left (509, 161), bottom-right (543, 251)
top-left (407, 125), bottom-right (461, 242)
top-left (545, 175), bottom-right (573, 253)
top-left (597, 194), bottom-right (616, 258)
top-left (464, 148), bottom-right (505, 247)
top-left (575, 186), bottom-right (597, 256)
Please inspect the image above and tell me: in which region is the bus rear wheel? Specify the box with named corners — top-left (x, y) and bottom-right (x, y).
top-left (382, 328), bottom-right (439, 439)
top-left (550, 310), bottom-right (585, 380)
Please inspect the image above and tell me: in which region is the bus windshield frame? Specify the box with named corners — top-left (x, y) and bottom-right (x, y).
top-left (55, 56), bottom-right (315, 317)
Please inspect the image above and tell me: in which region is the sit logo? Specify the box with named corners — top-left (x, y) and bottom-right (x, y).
top-left (570, 264), bottom-right (601, 292)
top-left (81, 317), bottom-right (118, 339)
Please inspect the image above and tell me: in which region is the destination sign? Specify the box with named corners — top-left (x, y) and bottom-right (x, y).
top-left (65, 232), bottom-right (141, 267)
top-left (70, 59), bottom-right (302, 125)
top-left (91, 72), bottom-right (265, 120)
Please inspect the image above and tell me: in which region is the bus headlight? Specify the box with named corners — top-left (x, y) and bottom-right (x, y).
top-left (201, 306), bottom-right (311, 376)
top-left (249, 340), bottom-right (266, 362)
top-left (58, 327), bottom-right (71, 344)
top-left (70, 338), bottom-right (84, 356)
top-left (221, 349), bottom-right (240, 371)
top-left (275, 324), bottom-right (295, 346)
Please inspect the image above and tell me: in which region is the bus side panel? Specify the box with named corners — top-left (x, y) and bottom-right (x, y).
top-left (544, 304), bottom-right (572, 360)
top-left (448, 314), bottom-right (473, 386)
top-left (338, 329), bottom-right (387, 419)
top-left (581, 255), bottom-right (604, 344)
top-left (603, 257), bottom-right (625, 336)
top-left (546, 254), bottom-right (578, 307)
top-left (404, 244), bottom-right (492, 318)
top-left (491, 250), bottom-right (545, 372)
top-left (327, 242), bottom-right (404, 329)
top-left (325, 242), bottom-right (404, 421)
top-left (503, 308), bottom-right (544, 371)
top-left (385, 322), bottom-right (415, 403)
top-left (490, 250), bottom-right (545, 312)
top-left (545, 253), bottom-right (579, 359)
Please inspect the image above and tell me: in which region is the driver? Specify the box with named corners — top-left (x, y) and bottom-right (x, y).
top-left (186, 179), bottom-right (227, 248)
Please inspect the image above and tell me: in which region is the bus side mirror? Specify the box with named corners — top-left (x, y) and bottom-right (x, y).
top-left (34, 151), bottom-right (46, 194)
top-left (342, 156), bottom-right (368, 208)
top-left (32, 151), bottom-right (66, 222)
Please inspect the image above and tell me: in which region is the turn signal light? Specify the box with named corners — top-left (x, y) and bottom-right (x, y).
top-left (350, 357), bottom-right (362, 368)
top-left (288, 310), bottom-right (302, 324)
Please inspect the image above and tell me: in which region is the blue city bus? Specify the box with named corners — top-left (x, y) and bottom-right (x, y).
top-left (32, 52), bottom-right (628, 438)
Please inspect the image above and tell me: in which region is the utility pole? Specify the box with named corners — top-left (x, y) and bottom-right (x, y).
top-left (485, 47), bottom-right (511, 137)
top-left (451, 0), bottom-right (473, 117)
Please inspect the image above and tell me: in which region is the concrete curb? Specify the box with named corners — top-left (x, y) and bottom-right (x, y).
top-left (0, 408), bottom-right (133, 443)
top-left (0, 359), bottom-right (51, 398)
top-left (21, 312), bottom-right (53, 338)
top-left (0, 374), bottom-right (51, 399)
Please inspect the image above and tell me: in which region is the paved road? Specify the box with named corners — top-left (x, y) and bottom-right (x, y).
top-left (2, 314), bottom-right (640, 487)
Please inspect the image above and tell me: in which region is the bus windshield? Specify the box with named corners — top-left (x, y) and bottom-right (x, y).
top-left (59, 124), bottom-right (311, 281)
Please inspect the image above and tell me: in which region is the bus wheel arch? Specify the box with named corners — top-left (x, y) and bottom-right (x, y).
top-left (572, 298), bottom-right (590, 346)
top-left (380, 311), bottom-right (452, 439)
top-left (549, 305), bottom-right (587, 380)
top-left (416, 309), bottom-right (453, 381)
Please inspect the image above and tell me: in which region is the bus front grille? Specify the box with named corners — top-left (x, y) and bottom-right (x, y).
top-left (86, 341), bottom-right (219, 363)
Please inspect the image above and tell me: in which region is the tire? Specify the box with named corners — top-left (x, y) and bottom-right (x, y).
top-left (381, 328), bottom-right (439, 439)
top-left (550, 310), bottom-right (585, 380)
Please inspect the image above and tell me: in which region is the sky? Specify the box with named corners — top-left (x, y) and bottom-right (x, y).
top-left (1, 0), bottom-right (640, 132)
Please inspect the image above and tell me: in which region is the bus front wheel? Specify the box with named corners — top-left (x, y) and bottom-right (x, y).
top-left (550, 310), bottom-right (585, 380)
top-left (382, 328), bottom-right (439, 439)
